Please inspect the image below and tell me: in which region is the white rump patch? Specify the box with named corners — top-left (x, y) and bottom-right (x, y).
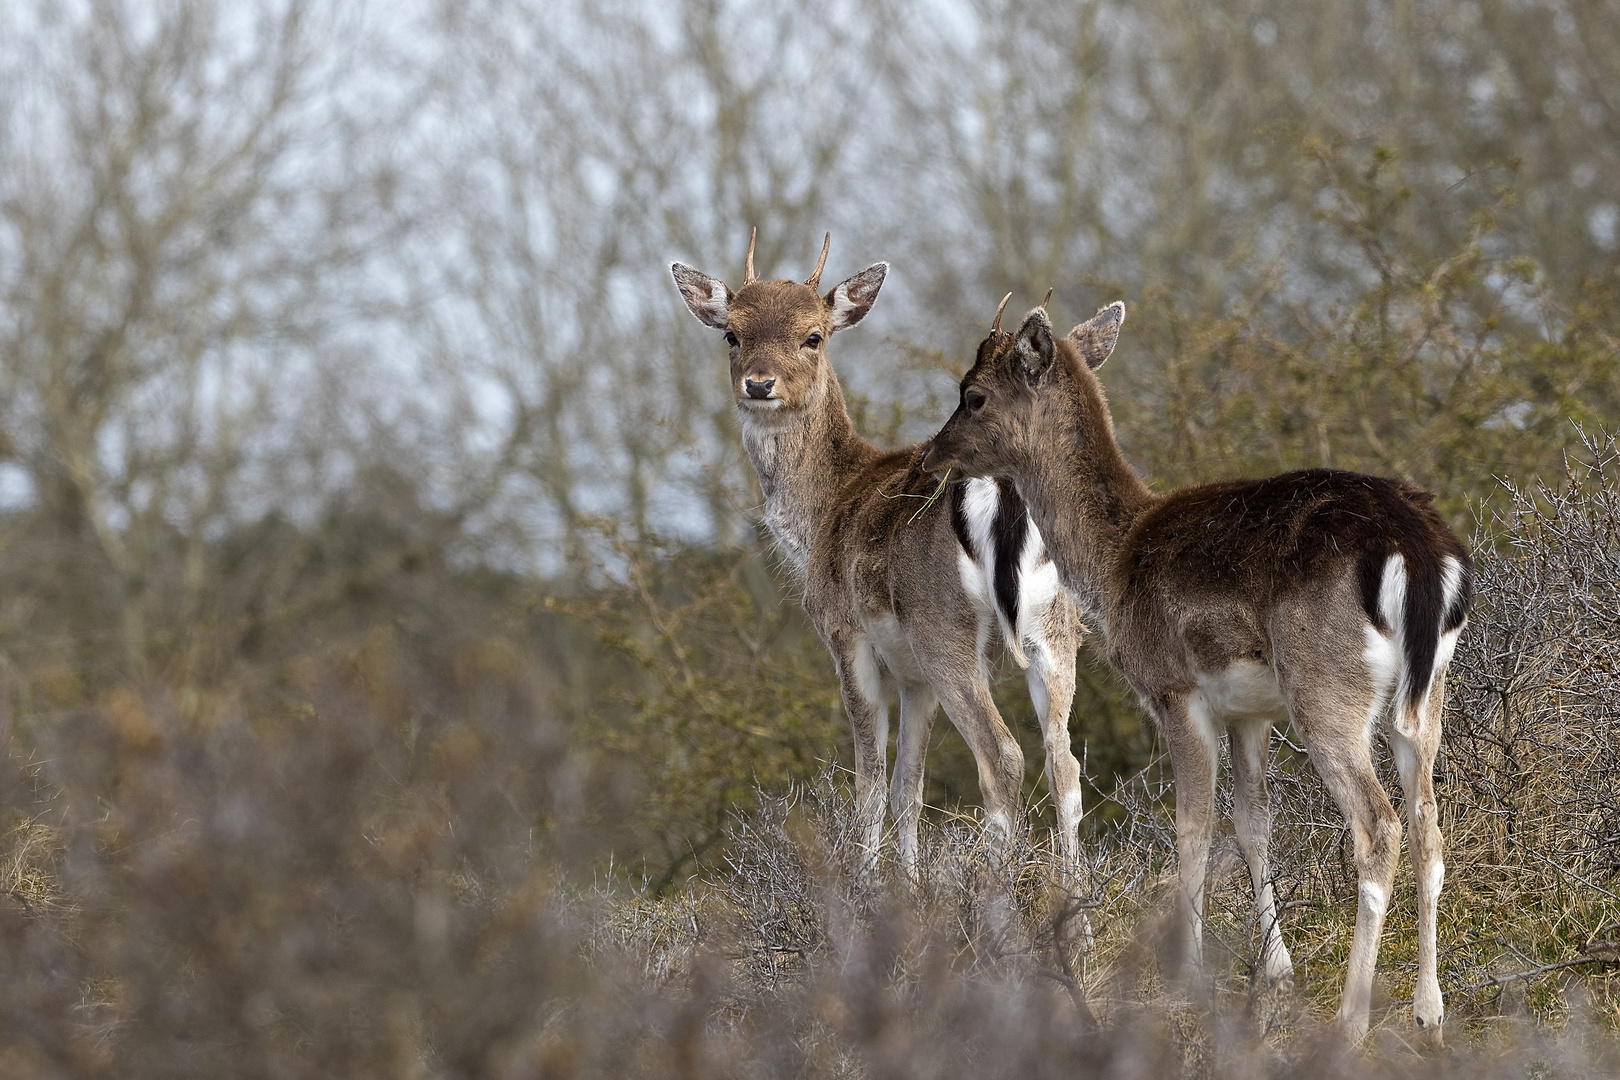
top-left (960, 478), bottom-right (999, 547)
top-left (1014, 519), bottom-right (1063, 651)
top-left (1412, 554), bottom-right (1468, 722)
top-left (959, 480), bottom-right (1026, 664)
top-left (956, 548), bottom-right (993, 614)
top-left (1439, 555), bottom-right (1465, 612)
top-left (1374, 554), bottom-right (1420, 736)
top-left (1377, 554), bottom-right (1408, 642)
top-left (1362, 621), bottom-right (1400, 736)
top-left (1375, 552), bottom-right (1467, 737)
top-left (955, 479), bottom-right (1064, 668)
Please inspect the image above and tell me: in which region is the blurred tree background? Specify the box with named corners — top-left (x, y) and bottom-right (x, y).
top-left (1, 0), bottom-right (1617, 896)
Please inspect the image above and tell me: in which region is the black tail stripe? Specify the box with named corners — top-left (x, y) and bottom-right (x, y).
top-left (1359, 487), bottom-right (1472, 713)
top-left (992, 478), bottom-right (1027, 632)
top-left (1370, 484), bottom-right (1448, 713)
top-left (949, 481), bottom-right (975, 561)
top-left (1403, 545), bottom-right (1444, 712)
top-left (1357, 543), bottom-right (1390, 632)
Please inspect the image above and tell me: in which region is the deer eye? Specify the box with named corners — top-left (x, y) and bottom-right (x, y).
top-left (966, 388), bottom-right (988, 413)
top-left (804, 332), bottom-right (823, 349)
top-left (724, 331), bottom-right (739, 348)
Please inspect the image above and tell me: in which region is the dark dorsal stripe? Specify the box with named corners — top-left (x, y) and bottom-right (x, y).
top-left (949, 480), bottom-right (975, 561)
top-left (992, 477), bottom-right (1028, 632)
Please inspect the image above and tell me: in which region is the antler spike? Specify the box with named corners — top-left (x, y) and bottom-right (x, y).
top-left (990, 292), bottom-right (1013, 335)
top-left (805, 232), bottom-right (831, 290)
top-left (1041, 288), bottom-right (1053, 311)
top-left (743, 227), bottom-right (757, 285)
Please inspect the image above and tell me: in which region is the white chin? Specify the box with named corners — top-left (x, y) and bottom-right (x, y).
top-left (738, 398), bottom-right (785, 411)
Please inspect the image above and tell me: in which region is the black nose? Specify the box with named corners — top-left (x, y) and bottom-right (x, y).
top-left (745, 377), bottom-right (775, 400)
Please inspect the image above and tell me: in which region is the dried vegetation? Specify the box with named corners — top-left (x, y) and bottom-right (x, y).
top-left (2, 0), bottom-right (1619, 1073)
top-left (0, 438), bottom-right (1617, 1076)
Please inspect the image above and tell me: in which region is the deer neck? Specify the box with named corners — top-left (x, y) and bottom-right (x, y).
top-left (738, 365), bottom-right (876, 573)
top-left (1014, 381), bottom-right (1157, 629)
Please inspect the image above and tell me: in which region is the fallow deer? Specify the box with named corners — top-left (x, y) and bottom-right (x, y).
top-left (671, 234), bottom-right (1088, 879)
top-left (922, 300), bottom-right (1470, 1042)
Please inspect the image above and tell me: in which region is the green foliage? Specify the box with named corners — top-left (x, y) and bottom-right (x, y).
top-left (558, 527), bottom-right (850, 891)
top-left (1111, 145), bottom-right (1620, 526)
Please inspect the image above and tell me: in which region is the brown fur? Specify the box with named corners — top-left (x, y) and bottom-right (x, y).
top-left (923, 301), bottom-right (1471, 1042)
top-left (671, 242), bottom-right (1089, 878)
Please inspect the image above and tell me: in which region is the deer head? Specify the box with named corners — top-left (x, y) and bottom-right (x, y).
top-left (671, 231), bottom-right (887, 419)
top-left (923, 299), bottom-right (1125, 478)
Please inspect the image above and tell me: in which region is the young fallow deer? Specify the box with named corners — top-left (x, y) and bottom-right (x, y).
top-left (671, 233), bottom-right (1088, 879)
top-left (922, 299), bottom-right (1470, 1042)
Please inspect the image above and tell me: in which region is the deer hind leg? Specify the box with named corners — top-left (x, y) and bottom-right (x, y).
top-left (890, 683), bottom-right (938, 882)
top-left (1227, 715), bottom-right (1295, 988)
top-left (931, 670), bottom-right (1026, 865)
top-left (1290, 691), bottom-right (1402, 1043)
top-left (1158, 692), bottom-right (1220, 980)
top-left (834, 634), bottom-right (891, 874)
top-left (1391, 665), bottom-right (1449, 1041)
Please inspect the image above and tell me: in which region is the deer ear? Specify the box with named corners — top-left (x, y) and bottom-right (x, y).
top-left (825, 262), bottom-right (887, 331)
top-left (671, 262), bottom-right (732, 329)
top-left (1067, 301), bottom-right (1125, 370)
top-left (1012, 308), bottom-right (1055, 384)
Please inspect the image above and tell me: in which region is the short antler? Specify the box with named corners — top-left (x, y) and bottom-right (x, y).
top-left (805, 232), bottom-right (831, 290)
top-left (744, 227), bottom-right (758, 285)
top-left (990, 292), bottom-right (1013, 335)
top-left (1041, 288), bottom-right (1053, 311)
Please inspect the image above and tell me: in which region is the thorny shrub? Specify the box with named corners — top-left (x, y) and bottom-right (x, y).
top-left (0, 437), bottom-right (1618, 1076)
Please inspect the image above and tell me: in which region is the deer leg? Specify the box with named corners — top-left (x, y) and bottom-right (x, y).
top-left (891, 683), bottom-right (938, 882)
top-left (1160, 692), bottom-right (1220, 981)
top-left (1027, 638), bottom-right (1083, 882)
top-left (1391, 668), bottom-right (1448, 1042)
top-left (834, 635), bottom-right (890, 874)
top-left (1295, 705), bottom-right (1402, 1043)
top-left (1027, 635), bottom-right (1091, 946)
top-left (1228, 715), bottom-right (1294, 988)
top-left (933, 673), bottom-right (1025, 865)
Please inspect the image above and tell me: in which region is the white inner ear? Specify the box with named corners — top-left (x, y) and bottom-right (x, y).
top-left (701, 279), bottom-right (729, 322)
top-left (829, 287), bottom-right (860, 328)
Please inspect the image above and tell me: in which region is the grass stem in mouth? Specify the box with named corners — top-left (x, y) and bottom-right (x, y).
top-left (908, 469), bottom-right (951, 525)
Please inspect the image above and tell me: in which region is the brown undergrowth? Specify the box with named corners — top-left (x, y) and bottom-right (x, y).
top-left (0, 432), bottom-right (1617, 1076)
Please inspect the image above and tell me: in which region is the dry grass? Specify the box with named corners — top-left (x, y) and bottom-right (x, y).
top-left (0, 432), bottom-right (1616, 1076)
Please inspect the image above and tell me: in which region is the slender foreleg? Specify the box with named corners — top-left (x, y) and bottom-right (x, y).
top-left (834, 635), bottom-right (890, 874)
top-left (1026, 637), bottom-right (1083, 881)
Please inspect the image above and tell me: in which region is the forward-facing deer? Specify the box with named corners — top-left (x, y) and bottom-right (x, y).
top-left (922, 300), bottom-right (1470, 1042)
top-left (671, 234), bottom-right (1088, 878)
